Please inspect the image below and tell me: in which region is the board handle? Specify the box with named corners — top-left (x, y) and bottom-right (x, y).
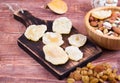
top-left (14, 10), bottom-right (47, 27)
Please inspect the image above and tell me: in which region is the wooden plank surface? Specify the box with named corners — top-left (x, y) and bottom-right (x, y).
top-left (0, 0), bottom-right (120, 83)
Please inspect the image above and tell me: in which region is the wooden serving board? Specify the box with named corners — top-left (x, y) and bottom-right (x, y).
top-left (15, 10), bottom-right (102, 80)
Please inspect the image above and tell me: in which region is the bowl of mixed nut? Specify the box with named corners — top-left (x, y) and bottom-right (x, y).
top-left (85, 6), bottom-right (120, 50)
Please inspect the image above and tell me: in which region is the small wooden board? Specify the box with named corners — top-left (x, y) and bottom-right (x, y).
top-left (16, 10), bottom-right (102, 80)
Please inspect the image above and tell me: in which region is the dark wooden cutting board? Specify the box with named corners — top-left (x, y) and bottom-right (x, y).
top-left (15, 10), bottom-right (102, 80)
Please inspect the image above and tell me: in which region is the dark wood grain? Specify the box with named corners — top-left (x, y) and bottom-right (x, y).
top-left (0, 0), bottom-right (120, 83)
top-left (16, 10), bottom-right (102, 79)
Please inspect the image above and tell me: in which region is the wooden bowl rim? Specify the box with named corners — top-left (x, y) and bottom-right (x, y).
top-left (85, 6), bottom-right (120, 40)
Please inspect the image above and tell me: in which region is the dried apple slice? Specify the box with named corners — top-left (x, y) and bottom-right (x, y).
top-left (65, 46), bottom-right (83, 61)
top-left (47, 0), bottom-right (68, 14)
top-left (42, 32), bottom-right (64, 46)
top-left (52, 17), bottom-right (72, 34)
top-left (43, 44), bottom-right (69, 65)
top-left (91, 10), bottom-right (112, 19)
top-left (24, 25), bottom-right (47, 42)
top-left (68, 34), bottom-right (87, 47)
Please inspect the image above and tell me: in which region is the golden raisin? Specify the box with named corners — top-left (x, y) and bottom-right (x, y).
top-left (90, 77), bottom-right (99, 83)
top-left (82, 76), bottom-right (89, 83)
top-left (67, 78), bottom-right (75, 83)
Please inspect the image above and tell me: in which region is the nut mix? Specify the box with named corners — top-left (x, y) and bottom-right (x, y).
top-left (67, 63), bottom-right (120, 83)
top-left (89, 10), bottom-right (120, 37)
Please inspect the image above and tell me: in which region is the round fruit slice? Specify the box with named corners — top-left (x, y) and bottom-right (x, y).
top-left (42, 32), bottom-right (64, 46)
top-left (68, 34), bottom-right (87, 47)
top-left (24, 25), bottom-right (47, 42)
top-left (52, 17), bottom-right (72, 34)
top-left (47, 0), bottom-right (68, 14)
top-left (65, 46), bottom-right (83, 61)
top-left (91, 10), bottom-right (112, 19)
top-left (43, 44), bottom-right (69, 65)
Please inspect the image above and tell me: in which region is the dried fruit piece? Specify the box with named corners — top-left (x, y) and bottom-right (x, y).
top-left (24, 25), bottom-right (47, 41)
top-left (82, 76), bottom-right (89, 83)
top-left (112, 27), bottom-right (120, 35)
top-left (65, 46), bottom-right (83, 61)
top-left (52, 17), bottom-right (72, 34)
top-left (90, 21), bottom-right (98, 27)
top-left (90, 77), bottom-right (99, 83)
top-left (47, 0), bottom-right (68, 14)
top-left (91, 10), bottom-right (112, 19)
top-left (67, 78), bottom-right (75, 83)
top-left (93, 64), bottom-right (106, 73)
top-left (42, 32), bottom-right (64, 46)
top-left (68, 34), bottom-right (87, 47)
top-left (67, 63), bottom-right (120, 83)
top-left (43, 44), bottom-right (69, 65)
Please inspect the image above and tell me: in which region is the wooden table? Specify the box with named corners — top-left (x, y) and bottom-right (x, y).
top-left (0, 0), bottom-right (120, 83)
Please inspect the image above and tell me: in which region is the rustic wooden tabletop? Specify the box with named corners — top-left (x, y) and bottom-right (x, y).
top-left (0, 0), bottom-right (120, 83)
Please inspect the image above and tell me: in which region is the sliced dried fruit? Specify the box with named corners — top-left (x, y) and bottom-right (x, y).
top-left (65, 46), bottom-right (83, 61)
top-left (42, 32), bottom-right (64, 46)
top-left (68, 34), bottom-right (87, 47)
top-left (47, 0), bottom-right (68, 14)
top-left (91, 10), bottom-right (112, 19)
top-left (52, 17), bottom-right (72, 34)
top-left (43, 44), bottom-right (69, 65)
top-left (24, 25), bottom-right (47, 41)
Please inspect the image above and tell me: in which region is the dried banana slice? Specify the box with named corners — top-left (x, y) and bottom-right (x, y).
top-left (52, 17), bottom-right (72, 34)
top-left (68, 34), bottom-right (87, 47)
top-left (91, 10), bottom-right (112, 19)
top-left (65, 46), bottom-right (83, 61)
top-left (42, 32), bottom-right (64, 46)
top-left (47, 0), bottom-right (68, 14)
top-left (43, 44), bottom-right (69, 65)
top-left (24, 25), bottom-right (47, 42)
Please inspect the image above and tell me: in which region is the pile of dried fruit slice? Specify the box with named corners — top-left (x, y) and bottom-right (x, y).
top-left (24, 17), bottom-right (87, 65)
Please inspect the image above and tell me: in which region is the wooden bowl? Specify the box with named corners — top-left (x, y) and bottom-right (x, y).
top-left (85, 6), bottom-right (120, 50)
